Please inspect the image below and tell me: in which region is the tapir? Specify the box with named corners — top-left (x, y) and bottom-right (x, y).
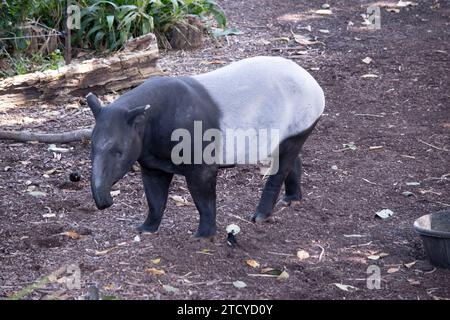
top-left (87, 56), bottom-right (325, 238)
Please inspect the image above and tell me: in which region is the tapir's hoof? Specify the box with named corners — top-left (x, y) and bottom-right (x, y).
top-left (251, 212), bottom-right (271, 223)
top-left (136, 224), bottom-right (159, 234)
top-left (277, 198), bottom-right (302, 208)
top-left (194, 229), bottom-right (216, 239)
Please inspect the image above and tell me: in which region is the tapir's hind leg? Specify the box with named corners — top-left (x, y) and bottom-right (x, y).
top-left (279, 157), bottom-right (302, 206)
top-left (252, 121), bottom-right (318, 223)
top-left (137, 168), bottom-right (173, 233)
top-left (185, 167), bottom-right (218, 238)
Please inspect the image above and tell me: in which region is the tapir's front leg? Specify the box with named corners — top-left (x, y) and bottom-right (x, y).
top-left (137, 168), bottom-right (173, 233)
top-left (185, 167), bottom-right (218, 238)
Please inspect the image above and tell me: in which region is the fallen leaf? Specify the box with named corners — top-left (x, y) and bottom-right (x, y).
top-left (110, 190), bottom-right (120, 197)
top-left (368, 255), bottom-right (381, 260)
top-left (146, 268), bottom-right (165, 275)
top-left (406, 182), bottom-right (420, 186)
top-left (387, 266), bottom-right (400, 273)
top-left (233, 280), bottom-right (247, 289)
top-left (334, 283), bottom-right (358, 292)
top-left (375, 209), bottom-right (395, 219)
top-left (169, 195), bottom-right (193, 206)
top-left (277, 270), bottom-right (289, 280)
top-left (261, 268), bottom-right (283, 276)
top-left (95, 247), bottom-right (117, 256)
top-left (361, 74), bottom-right (379, 78)
top-left (362, 57), bottom-right (373, 64)
top-left (61, 230), bottom-right (80, 239)
top-left (246, 259), bottom-right (260, 268)
top-left (28, 191), bottom-right (46, 198)
top-left (297, 250), bottom-right (310, 260)
top-left (42, 213), bottom-right (56, 218)
top-left (315, 9), bottom-right (333, 15)
top-left (402, 191), bottom-right (414, 197)
top-left (343, 142), bottom-right (357, 151)
top-left (151, 258), bottom-right (161, 265)
top-left (162, 284), bottom-right (179, 293)
top-left (48, 145), bottom-right (70, 153)
top-left (319, 29), bottom-right (330, 33)
top-left (44, 168), bottom-right (57, 175)
top-left (292, 33), bottom-right (318, 46)
top-left (407, 278), bottom-right (420, 286)
top-left (404, 261), bottom-right (417, 268)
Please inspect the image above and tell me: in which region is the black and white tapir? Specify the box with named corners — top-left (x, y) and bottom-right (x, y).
top-left (87, 56), bottom-right (325, 238)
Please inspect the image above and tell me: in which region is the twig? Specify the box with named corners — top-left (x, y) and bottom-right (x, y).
top-left (247, 274), bottom-right (278, 278)
top-left (267, 251), bottom-right (295, 257)
top-left (226, 213), bottom-right (253, 224)
top-left (362, 178), bottom-right (379, 186)
top-left (315, 244), bottom-right (325, 262)
top-left (350, 241), bottom-right (373, 248)
top-left (354, 113), bottom-right (384, 118)
top-left (419, 139), bottom-right (449, 152)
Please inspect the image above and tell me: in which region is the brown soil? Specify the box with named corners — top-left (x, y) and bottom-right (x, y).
top-left (0, 0), bottom-right (449, 300)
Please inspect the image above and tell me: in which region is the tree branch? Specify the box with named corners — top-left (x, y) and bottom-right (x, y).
top-left (0, 128), bottom-right (92, 143)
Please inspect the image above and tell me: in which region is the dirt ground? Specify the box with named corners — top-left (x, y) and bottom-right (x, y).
top-left (1, 0), bottom-right (449, 300)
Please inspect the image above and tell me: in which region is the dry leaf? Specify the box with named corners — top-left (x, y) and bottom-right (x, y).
top-left (277, 270), bottom-right (289, 280)
top-left (404, 261), bottom-right (417, 268)
top-left (315, 9), bottom-right (333, 15)
top-left (292, 33), bottom-right (318, 46)
top-left (362, 57), bottom-right (373, 64)
top-left (233, 280), bottom-right (247, 289)
top-left (110, 190), bottom-right (120, 197)
top-left (334, 283), bottom-right (358, 292)
top-left (146, 268), bottom-right (165, 275)
top-left (387, 266), bottom-right (400, 273)
top-left (151, 258), bottom-right (161, 264)
top-left (407, 278), bottom-right (420, 286)
top-left (361, 74), bottom-right (379, 79)
top-left (297, 250), bottom-right (310, 260)
top-left (169, 195), bottom-right (193, 206)
top-left (61, 230), bottom-right (80, 239)
top-left (246, 259), bottom-right (260, 268)
top-left (95, 247), bottom-right (117, 256)
top-left (162, 284), bottom-right (179, 293)
top-left (368, 255), bottom-right (380, 260)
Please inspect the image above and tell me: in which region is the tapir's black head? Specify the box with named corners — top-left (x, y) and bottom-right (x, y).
top-left (87, 93), bottom-right (151, 210)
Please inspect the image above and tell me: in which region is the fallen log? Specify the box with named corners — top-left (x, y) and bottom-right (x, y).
top-left (0, 33), bottom-right (161, 107)
top-left (0, 128), bottom-right (92, 143)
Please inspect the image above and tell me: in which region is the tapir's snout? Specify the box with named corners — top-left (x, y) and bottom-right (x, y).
top-left (91, 175), bottom-right (113, 210)
top-left (95, 197), bottom-right (113, 210)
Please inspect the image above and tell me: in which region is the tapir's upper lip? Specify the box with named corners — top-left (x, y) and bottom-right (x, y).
top-left (96, 201), bottom-right (113, 210)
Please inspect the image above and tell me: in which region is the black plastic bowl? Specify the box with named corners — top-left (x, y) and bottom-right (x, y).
top-left (414, 210), bottom-right (450, 269)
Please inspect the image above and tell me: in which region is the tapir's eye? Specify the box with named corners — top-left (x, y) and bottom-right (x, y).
top-left (114, 149), bottom-right (123, 157)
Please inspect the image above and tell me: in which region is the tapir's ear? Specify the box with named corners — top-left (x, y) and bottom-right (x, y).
top-left (86, 92), bottom-right (102, 119)
top-left (127, 104), bottom-right (151, 127)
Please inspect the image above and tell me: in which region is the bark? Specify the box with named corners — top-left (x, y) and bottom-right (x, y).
top-left (0, 33), bottom-right (161, 107)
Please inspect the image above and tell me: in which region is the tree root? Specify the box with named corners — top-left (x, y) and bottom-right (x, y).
top-left (0, 128), bottom-right (92, 143)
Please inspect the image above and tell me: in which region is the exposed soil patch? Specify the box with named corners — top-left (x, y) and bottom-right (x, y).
top-left (0, 0), bottom-right (449, 299)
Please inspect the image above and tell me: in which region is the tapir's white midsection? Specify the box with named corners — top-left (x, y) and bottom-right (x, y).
top-left (192, 56), bottom-right (325, 164)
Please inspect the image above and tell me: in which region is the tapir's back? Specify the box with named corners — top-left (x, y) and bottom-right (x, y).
top-left (192, 56), bottom-right (325, 141)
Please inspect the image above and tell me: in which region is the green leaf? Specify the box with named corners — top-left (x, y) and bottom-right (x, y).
top-left (106, 15), bottom-right (114, 30)
top-left (211, 27), bottom-right (242, 38)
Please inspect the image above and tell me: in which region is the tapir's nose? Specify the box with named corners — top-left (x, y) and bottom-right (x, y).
top-left (95, 198), bottom-right (113, 210)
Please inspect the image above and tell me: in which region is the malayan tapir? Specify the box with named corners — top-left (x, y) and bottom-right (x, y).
top-left (87, 56), bottom-right (325, 238)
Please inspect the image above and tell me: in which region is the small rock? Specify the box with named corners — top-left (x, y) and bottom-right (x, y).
top-left (322, 3), bottom-right (330, 9)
